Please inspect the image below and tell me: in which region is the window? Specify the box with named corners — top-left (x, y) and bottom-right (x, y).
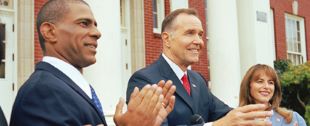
top-left (285, 14), bottom-right (307, 65)
top-left (0, 23), bottom-right (5, 78)
top-left (152, 0), bottom-right (165, 33)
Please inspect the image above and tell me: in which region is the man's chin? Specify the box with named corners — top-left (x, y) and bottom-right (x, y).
top-left (191, 58), bottom-right (200, 63)
top-left (89, 59), bottom-right (96, 65)
top-left (83, 59), bottom-right (96, 67)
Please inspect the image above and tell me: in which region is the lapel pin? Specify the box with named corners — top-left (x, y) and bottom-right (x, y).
top-left (192, 84), bottom-right (196, 87)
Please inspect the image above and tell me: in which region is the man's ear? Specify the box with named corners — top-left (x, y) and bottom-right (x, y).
top-left (40, 22), bottom-right (57, 43)
top-left (161, 32), bottom-right (171, 48)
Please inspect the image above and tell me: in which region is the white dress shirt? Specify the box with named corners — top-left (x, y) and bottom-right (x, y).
top-left (162, 54), bottom-right (187, 83)
top-left (42, 56), bottom-right (92, 99)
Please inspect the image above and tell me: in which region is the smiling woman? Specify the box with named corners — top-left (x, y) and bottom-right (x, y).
top-left (239, 64), bottom-right (307, 126)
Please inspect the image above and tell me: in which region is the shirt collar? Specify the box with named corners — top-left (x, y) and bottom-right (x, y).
top-left (162, 53), bottom-right (187, 80)
top-left (42, 56), bottom-right (92, 99)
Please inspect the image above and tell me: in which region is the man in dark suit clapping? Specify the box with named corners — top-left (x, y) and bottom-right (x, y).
top-left (10, 0), bottom-right (175, 126)
top-left (126, 8), bottom-right (273, 126)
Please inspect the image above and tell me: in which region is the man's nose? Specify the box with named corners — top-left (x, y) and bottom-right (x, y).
top-left (90, 26), bottom-right (101, 40)
top-left (193, 36), bottom-right (204, 46)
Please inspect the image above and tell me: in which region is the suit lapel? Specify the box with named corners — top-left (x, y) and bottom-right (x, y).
top-left (36, 62), bottom-right (106, 122)
top-left (187, 71), bottom-right (201, 114)
top-left (157, 56), bottom-right (195, 113)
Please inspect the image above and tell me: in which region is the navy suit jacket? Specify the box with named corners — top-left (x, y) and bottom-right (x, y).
top-left (126, 56), bottom-right (232, 126)
top-left (0, 106), bottom-right (7, 126)
top-left (10, 62), bottom-right (107, 126)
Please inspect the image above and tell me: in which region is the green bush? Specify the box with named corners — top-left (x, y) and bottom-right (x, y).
top-left (306, 105), bottom-right (310, 125)
top-left (280, 61), bottom-right (310, 105)
top-left (274, 60), bottom-right (310, 123)
top-left (274, 59), bottom-right (291, 74)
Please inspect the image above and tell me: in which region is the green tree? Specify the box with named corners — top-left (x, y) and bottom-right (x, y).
top-left (274, 60), bottom-right (310, 125)
top-left (306, 105), bottom-right (310, 125)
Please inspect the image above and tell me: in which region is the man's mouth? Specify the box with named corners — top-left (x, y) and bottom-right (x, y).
top-left (188, 48), bottom-right (199, 54)
top-left (85, 43), bottom-right (97, 49)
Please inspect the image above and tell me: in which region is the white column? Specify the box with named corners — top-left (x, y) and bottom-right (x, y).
top-left (130, 0), bottom-right (145, 72)
top-left (17, 0), bottom-right (35, 89)
top-left (207, 0), bottom-right (241, 107)
top-left (237, 0), bottom-right (274, 76)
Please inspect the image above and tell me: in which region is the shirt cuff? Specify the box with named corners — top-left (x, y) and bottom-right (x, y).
top-left (204, 122), bottom-right (213, 126)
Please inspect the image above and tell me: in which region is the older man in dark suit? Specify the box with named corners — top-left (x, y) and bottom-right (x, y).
top-left (10, 0), bottom-right (175, 126)
top-left (127, 8), bottom-right (273, 126)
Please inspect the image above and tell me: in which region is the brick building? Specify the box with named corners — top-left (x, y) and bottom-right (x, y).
top-left (0, 0), bottom-right (309, 124)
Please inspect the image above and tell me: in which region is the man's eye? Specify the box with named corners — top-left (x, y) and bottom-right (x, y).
top-left (186, 33), bottom-right (192, 35)
top-left (79, 21), bottom-right (89, 27)
top-left (198, 33), bottom-right (203, 38)
top-left (186, 31), bottom-right (194, 35)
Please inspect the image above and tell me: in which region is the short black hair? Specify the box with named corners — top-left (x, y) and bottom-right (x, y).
top-left (36, 0), bottom-right (89, 53)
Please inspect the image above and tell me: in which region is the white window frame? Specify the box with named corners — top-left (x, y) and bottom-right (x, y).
top-left (170, 0), bottom-right (188, 11)
top-left (285, 14), bottom-right (307, 65)
top-left (152, 0), bottom-right (165, 33)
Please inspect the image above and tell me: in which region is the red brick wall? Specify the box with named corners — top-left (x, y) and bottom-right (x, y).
top-left (270, 0), bottom-right (310, 60)
top-left (144, 0), bottom-right (170, 66)
top-left (144, 0), bottom-right (209, 80)
top-left (34, 0), bottom-right (48, 63)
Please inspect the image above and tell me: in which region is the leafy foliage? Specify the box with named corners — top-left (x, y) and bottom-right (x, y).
top-left (274, 59), bottom-right (291, 74)
top-left (280, 61), bottom-right (310, 87)
top-left (274, 60), bottom-right (310, 124)
top-left (306, 105), bottom-right (310, 125)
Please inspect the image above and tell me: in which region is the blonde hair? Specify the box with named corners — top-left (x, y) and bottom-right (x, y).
top-left (239, 64), bottom-right (293, 123)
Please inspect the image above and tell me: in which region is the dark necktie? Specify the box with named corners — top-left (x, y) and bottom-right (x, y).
top-left (90, 85), bottom-right (104, 116)
top-left (181, 74), bottom-right (191, 95)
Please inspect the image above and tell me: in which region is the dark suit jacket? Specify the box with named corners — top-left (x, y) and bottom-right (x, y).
top-left (126, 56), bottom-right (232, 126)
top-left (0, 106), bottom-right (7, 126)
top-left (10, 62), bottom-right (107, 126)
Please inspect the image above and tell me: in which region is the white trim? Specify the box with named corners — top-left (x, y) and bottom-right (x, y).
top-left (0, 8), bottom-right (13, 12)
top-left (17, 0), bottom-right (35, 88)
top-left (0, 0), bottom-right (17, 121)
top-left (170, 0), bottom-right (188, 11)
top-left (270, 9), bottom-right (276, 61)
top-left (120, 0), bottom-right (132, 99)
top-left (130, 0), bottom-right (145, 72)
top-left (152, 0), bottom-right (165, 33)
